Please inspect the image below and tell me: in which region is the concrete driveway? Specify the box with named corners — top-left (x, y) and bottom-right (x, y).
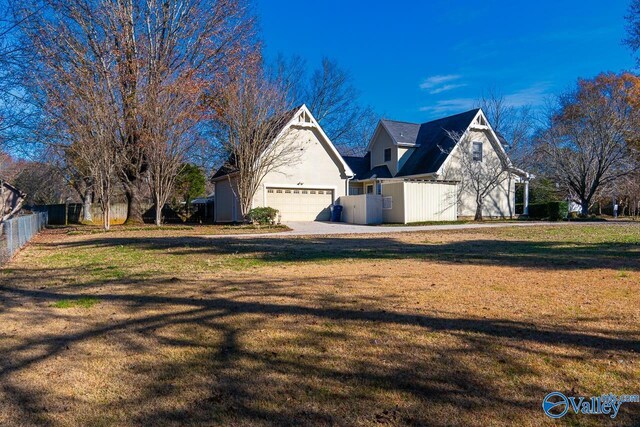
top-left (283, 221), bottom-right (578, 235)
top-left (205, 220), bottom-right (584, 238)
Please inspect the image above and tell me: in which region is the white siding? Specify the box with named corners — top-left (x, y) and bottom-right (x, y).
top-left (403, 181), bottom-right (458, 223)
top-left (214, 178), bottom-right (241, 222)
top-left (339, 195), bottom-right (383, 225)
top-left (369, 127), bottom-right (399, 175)
top-left (252, 126), bottom-right (348, 209)
top-left (214, 106), bottom-right (351, 223)
top-left (438, 129), bottom-right (515, 218)
top-left (380, 182), bottom-right (405, 223)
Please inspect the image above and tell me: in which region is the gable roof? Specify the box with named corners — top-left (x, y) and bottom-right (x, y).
top-left (380, 119), bottom-right (421, 146)
top-left (396, 109), bottom-right (480, 176)
top-left (212, 104), bottom-right (353, 181)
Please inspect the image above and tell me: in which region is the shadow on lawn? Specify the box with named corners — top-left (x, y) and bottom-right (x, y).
top-left (51, 233), bottom-right (640, 271)
top-left (0, 275), bottom-right (639, 425)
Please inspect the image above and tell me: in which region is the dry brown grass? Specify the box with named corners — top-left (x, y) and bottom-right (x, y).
top-left (0, 224), bottom-right (638, 426)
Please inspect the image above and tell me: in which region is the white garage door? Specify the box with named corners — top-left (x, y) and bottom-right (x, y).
top-left (266, 187), bottom-right (333, 221)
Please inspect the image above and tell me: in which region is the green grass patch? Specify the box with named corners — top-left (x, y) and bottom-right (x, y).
top-left (52, 297), bottom-right (100, 309)
top-left (617, 270), bottom-right (629, 278)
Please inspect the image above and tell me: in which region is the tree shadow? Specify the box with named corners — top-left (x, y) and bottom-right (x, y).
top-left (51, 233), bottom-right (640, 271)
top-left (0, 275), bottom-right (639, 425)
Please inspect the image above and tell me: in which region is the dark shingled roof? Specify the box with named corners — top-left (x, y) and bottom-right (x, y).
top-left (358, 165), bottom-right (392, 180)
top-left (343, 152), bottom-right (392, 180)
top-left (343, 153), bottom-right (370, 178)
top-left (380, 120), bottom-right (421, 145)
top-left (211, 159), bottom-right (238, 180)
top-left (396, 109), bottom-right (480, 176)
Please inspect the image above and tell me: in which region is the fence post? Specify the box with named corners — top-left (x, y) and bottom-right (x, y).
top-left (5, 220), bottom-right (12, 260)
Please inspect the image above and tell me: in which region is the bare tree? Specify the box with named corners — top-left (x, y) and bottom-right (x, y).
top-left (477, 90), bottom-right (536, 217)
top-left (274, 56), bottom-right (378, 155)
top-left (441, 130), bottom-right (509, 221)
top-left (536, 73), bottom-right (640, 215)
top-left (0, 4), bottom-right (33, 151)
top-left (478, 90), bottom-right (535, 168)
top-left (617, 172), bottom-right (640, 218)
top-left (143, 96), bottom-right (199, 226)
top-left (17, 0), bottom-right (256, 224)
top-left (212, 65), bottom-right (300, 220)
top-left (626, 0), bottom-right (640, 65)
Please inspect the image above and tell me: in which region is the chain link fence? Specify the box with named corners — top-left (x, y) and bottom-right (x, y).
top-left (0, 212), bottom-right (48, 264)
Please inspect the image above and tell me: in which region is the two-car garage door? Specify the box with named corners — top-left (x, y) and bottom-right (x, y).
top-left (266, 187), bottom-right (333, 221)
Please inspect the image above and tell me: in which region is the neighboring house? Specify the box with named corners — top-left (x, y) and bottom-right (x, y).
top-left (344, 109), bottom-right (530, 220)
top-left (212, 106), bottom-right (530, 223)
top-left (211, 105), bottom-right (354, 222)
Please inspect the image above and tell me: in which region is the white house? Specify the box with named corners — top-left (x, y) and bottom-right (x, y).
top-left (345, 108), bottom-right (530, 221)
top-left (211, 105), bottom-right (354, 222)
top-left (212, 106), bottom-right (531, 223)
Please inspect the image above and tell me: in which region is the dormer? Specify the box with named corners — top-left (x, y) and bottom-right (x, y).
top-left (366, 119), bottom-right (420, 176)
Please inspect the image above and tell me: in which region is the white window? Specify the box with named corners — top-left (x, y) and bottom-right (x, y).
top-left (376, 182), bottom-right (382, 195)
top-left (366, 184), bottom-right (374, 194)
top-left (472, 142), bottom-right (483, 162)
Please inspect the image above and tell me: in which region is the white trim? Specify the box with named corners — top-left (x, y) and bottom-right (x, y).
top-left (436, 109), bottom-right (516, 176)
top-left (294, 105), bottom-right (354, 177)
top-left (211, 104), bottom-right (354, 182)
top-left (263, 183), bottom-right (338, 204)
top-left (382, 196), bottom-right (393, 210)
top-left (365, 121), bottom-right (386, 152)
top-left (211, 171), bottom-right (238, 182)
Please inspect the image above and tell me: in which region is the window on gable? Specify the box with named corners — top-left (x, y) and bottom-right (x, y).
top-left (472, 142), bottom-right (483, 162)
top-left (384, 148), bottom-right (391, 162)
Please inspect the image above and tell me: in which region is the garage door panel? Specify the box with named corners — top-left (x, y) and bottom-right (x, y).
top-left (266, 188), bottom-right (333, 221)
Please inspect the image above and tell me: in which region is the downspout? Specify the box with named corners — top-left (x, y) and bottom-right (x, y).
top-left (345, 174), bottom-right (354, 197)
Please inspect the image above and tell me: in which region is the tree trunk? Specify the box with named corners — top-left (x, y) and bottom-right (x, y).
top-left (507, 175), bottom-right (513, 219)
top-left (154, 193), bottom-right (162, 226)
top-left (474, 200), bottom-right (484, 221)
top-left (103, 202), bottom-right (110, 231)
top-left (124, 182), bottom-right (145, 225)
top-left (581, 200), bottom-right (589, 216)
top-left (82, 189), bottom-right (92, 223)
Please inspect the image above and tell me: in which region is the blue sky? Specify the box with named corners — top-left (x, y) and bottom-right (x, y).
top-left (257, 0), bottom-right (636, 122)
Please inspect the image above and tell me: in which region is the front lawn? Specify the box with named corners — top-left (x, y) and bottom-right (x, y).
top-left (0, 224), bottom-right (638, 426)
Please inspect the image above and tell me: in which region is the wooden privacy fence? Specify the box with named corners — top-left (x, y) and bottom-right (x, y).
top-left (0, 212), bottom-right (48, 264)
top-left (33, 202), bottom-right (214, 225)
top-left (34, 203), bottom-right (130, 225)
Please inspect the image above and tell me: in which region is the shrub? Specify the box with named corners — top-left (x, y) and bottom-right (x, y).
top-left (527, 201), bottom-right (568, 220)
top-left (547, 201), bottom-right (561, 221)
top-left (527, 202), bottom-right (548, 219)
top-left (247, 207), bottom-right (279, 225)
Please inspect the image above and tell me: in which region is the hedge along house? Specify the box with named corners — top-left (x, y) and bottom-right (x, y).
top-left (341, 109), bottom-right (531, 223)
top-left (211, 105), bottom-right (354, 222)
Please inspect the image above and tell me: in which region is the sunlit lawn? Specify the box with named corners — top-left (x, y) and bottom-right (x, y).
top-left (0, 224), bottom-right (638, 426)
